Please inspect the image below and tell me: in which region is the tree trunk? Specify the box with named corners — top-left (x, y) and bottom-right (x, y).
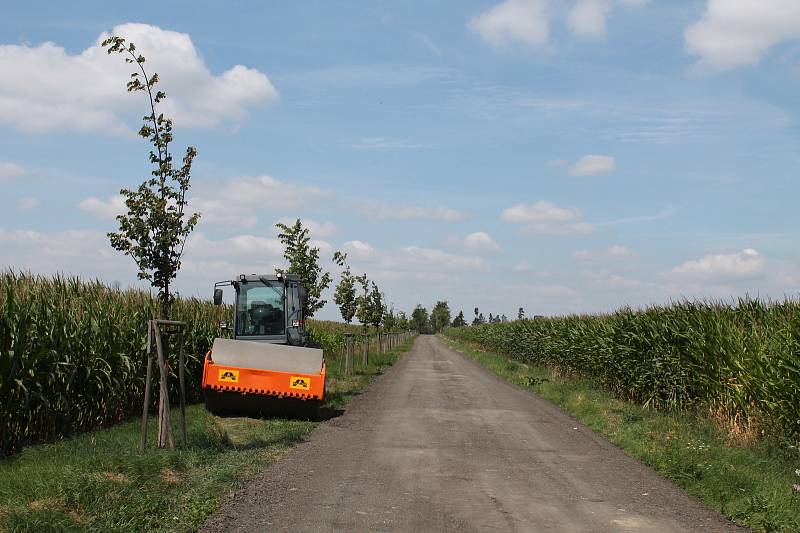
top-left (161, 280), bottom-right (170, 321)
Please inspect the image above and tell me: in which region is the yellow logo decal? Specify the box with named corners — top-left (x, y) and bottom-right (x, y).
top-left (289, 376), bottom-right (310, 391)
top-left (218, 369), bottom-right (239, 383)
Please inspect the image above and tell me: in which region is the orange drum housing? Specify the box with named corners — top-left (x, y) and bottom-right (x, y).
top-left (202, 352), bottom-right (325, 400)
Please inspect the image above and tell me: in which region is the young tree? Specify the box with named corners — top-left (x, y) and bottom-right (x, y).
top-left (396, 311), bottom-right (409, 331)
top-left (488, 313), bottom-right (494, 324)
top-left (410, 305), bottom-right (430, 334)
top-left (367, 282), bottom-right (385, 332)
top-left (451, 310), bottom-right (467, 328)
top-left (518, 307), bottom-right (525, 320)
top-left (332, 251), bottom-right (357, 323)
top-left (477, 312), bottom-right (486, 325)
top-left (383, 307), bottom-right (397, 332)
top-left (102, 37), bottom-right (200, 320)
top-left (354, 273), bottom-right (371, 332)
top-left (430, 301), bottom-right (451, 333)
top-left (472, 307), bottom-right (480, 326)
top-left (276, 219), bottom-right (332, 318)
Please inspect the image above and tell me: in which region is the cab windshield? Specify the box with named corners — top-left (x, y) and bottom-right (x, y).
top-left (235, 281), bottom-right (285, 337)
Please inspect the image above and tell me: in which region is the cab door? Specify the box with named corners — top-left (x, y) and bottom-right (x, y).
top-left (286, 281), bottom-right (303, 346)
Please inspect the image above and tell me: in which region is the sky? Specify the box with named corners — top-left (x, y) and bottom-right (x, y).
top-left (2, 0), bottom-right (800, 321)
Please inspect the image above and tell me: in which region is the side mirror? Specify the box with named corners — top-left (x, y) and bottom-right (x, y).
top-left (213, 288), bottom-right (223, 306)
top-left (298, 286), bottom-right (308, 309)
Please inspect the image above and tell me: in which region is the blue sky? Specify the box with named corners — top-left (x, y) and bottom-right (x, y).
top-left (2, 0), bottom-right (800, 320)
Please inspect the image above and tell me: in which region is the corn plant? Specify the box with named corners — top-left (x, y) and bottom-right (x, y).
top-left (444, 298), bottom-right (800, 445)
top-left (0, 272), bottom-right (405, 455)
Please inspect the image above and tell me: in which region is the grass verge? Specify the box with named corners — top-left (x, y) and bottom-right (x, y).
top-left (440, 336), bottom-right (800, 533)
top-left (0, 338), bottom-right (414, 533)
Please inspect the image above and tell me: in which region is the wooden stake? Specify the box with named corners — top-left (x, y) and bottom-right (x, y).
top-left (139, 321), bottom-right (154, 453)
top-left (153, 324), bottom-right (175, 450)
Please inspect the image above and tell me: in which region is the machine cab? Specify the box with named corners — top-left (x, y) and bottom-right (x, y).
top-left (213, 273), bottom-right (306, 346)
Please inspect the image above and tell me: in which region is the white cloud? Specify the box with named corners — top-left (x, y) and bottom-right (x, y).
top-left (276, 217), bottom-right (337, 239)
top-left (345, 242), bottom-right (488, 278)
top-left (187, 233), bottom-right (283, 258)
top-left (78, 195), bottom-right (126, 220)
top-left (0, 162), bottom-right (25, 182)
top-left (501, 201), bottom-right (579, 223)
top-left (568, 0), bottom-right (614, 38)
top-left (469, 0), bottom-right (551, 49)
top-left (396, 246), bottom-right (488, 271)
top-left (16, 197), bottom-right (41, 211)
top-left (685, 0), bottom-right (800, 70)
top-left (572, 245), bottom-right (637, 262)
top-left (568, 0), bottom-right (648, 39)
top-left (568, 154), bottom-right (616, 176)
top-left (195, 175), bottom-right (333, 228)
top-left (0, 228), bottom-right (136, 284)
top-left (501, 200), bottom-right (593, 235)
top-left (669, 248), bottom-right (765, 280)
top-left (342, 240), bottom-right (376, 259)
top-left (463, 232), bottom-right (501, 252)
top-left (470, 0), bottom-right (647, 48)
top-left (0, 23), bottom-right (277, 133)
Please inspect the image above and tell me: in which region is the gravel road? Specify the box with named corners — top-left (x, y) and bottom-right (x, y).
top-left (200, 335), bottom-right (743, 532)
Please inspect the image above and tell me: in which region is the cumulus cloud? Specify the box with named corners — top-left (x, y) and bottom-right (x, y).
top-left (669, 248), bottom-right (765, 280)
top-left (186, 232), bottom-right (283, 258)
top-left (500, 201), bottom-right (594, 235)
top-left (568, 0), bottom-right (648, 38)
top-left (685, 0), bottom-right (800, 70)
top-left (502, 201), bottom-right (579, 223)
top-left (342, 240), bottom-right (376, 259)
top-left (16, 197), bottom-right (41, 211)
top-left (568, 0), bottom-right (614, 38)
top-left (0, 228), bottom-right (137, 284)
top-left (0, 162), bottom-right (25, 182)
top-left (276, 217), bottom-right (337, 238)
top-left (344, 241), bottom-right (488, 279)
top-left (78, 195), bottom-right (126, 220)
top-left (568, 154), bottom-right (616, 176)
top-left (470, 0), bottom-right (647, 48)
top-left (463, 232), bottom-right (501, 252)
top-left (572, 245), bottom-right (637, 262)
top-left (501, 201), bottom-right (593, 235)
top-left (194, 175), bottom-right (334, 228)
top-left (469, 0), bottom-right (551, 49)
top-left (0, 23), bottom-right (277, 133)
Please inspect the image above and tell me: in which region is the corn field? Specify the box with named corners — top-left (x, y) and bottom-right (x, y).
top-left (444, 300), bottom-right (800, 445)
top-left (0, 272), bottom-right (388, 455)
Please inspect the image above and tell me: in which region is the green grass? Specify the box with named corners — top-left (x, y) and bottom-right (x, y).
top-left (0, 338), bottom-right (414, 533)
top-left (440, 336), bottom-right (800, 533)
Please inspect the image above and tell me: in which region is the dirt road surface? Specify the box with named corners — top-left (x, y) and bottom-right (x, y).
top-left (201, 335), bottom-right (742, 532)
